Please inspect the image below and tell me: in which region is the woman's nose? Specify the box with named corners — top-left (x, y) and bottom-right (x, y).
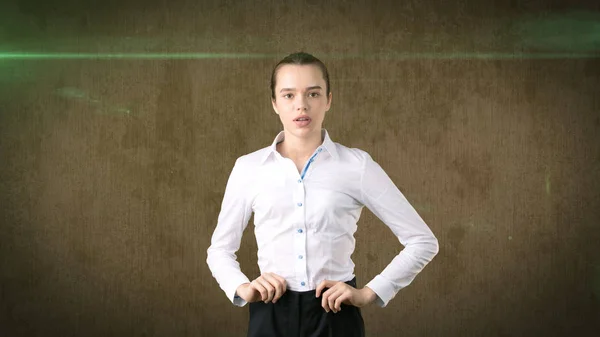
top-left (295, 96), bottom-right (308, 110)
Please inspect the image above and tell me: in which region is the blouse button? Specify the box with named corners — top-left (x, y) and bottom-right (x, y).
top-left (297, 203), bottom-right (303, 207)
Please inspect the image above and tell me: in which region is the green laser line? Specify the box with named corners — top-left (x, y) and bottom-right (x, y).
top-left (0, 52), bottom-right (598, 60)
top-left (0, 53), bottom-right (276, 60)
top-left (55, 87), bottom-right (132, 115)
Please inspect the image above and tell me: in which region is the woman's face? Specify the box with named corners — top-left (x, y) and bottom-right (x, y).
top-left (271, 64), bottom-right (332, 138)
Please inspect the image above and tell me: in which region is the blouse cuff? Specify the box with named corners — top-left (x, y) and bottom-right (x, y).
top-left (365, 274), bottom-right (397, 308)
top-left (226, 276), bottom-right (251, 307)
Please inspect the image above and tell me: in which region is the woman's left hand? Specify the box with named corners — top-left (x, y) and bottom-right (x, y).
top-left (315, 280), bottom-right (378, 313)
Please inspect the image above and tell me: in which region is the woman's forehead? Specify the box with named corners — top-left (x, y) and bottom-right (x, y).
top-left (276, 64), bottom-right (325, 88)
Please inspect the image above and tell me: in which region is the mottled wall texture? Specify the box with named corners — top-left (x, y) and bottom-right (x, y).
top-left (1, 0), bottom-right (599, 336)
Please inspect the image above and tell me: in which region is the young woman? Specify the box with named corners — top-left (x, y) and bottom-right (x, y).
top-left (206, 52), bottom-right (439, 337)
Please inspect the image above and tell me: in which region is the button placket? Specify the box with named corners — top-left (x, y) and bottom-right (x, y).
top-left (293, 147), bottom-right (323, 289)
top-left (293, 177), bottom-right (308, 288)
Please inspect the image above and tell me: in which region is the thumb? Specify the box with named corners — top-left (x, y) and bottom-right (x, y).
top-left (315, 280), bottom-right (335, 297)
top-left (247, 284), bottom-right (260, 301)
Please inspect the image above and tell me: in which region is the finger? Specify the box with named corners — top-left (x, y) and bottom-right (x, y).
top-left (321, 288), bottom-right (329, 312)
top-left (256, 278), bottom-right (275, 302)
top-left (270, 273), bottom-right (287, 293)
top-left (268, 273), bottom-right (286, 293)
top-left (262, 274), bottom-right (282, 302)
top-left (316, 280), bottom-right (336, 298)
top-left (262, 273), bottom-right (283, 302)
top-left (256, 277), bottom-right (275, 302)
top-left (321, 286), bottom-right (339, 312)
top-left (334, 292), bottom-right (350, 312)
top-left (247, 283), bottom-right (261, 302)
top-left (328, 289), bottom-right (344, 313)
top-left (251, 280), bottom-right (268, 302)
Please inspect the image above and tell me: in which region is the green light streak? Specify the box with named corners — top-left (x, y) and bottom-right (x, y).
top-left (0, 52), bottom-right (598, 60)
top-left (55, 87), bottom-right (132, 115)
top-left (0, 53), bottom-right (276, 60)
top-left (516, 11), bottom-right (600, 53)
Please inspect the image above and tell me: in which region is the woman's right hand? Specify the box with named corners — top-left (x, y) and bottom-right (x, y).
top-left (236, 272), bottom-right (287, 303)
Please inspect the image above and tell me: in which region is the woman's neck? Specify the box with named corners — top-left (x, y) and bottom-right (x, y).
top-left (277, 129), bottom-right (323, 161)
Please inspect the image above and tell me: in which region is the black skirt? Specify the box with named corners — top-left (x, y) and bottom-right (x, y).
top-left (247, 277), bottom-right (366, 337)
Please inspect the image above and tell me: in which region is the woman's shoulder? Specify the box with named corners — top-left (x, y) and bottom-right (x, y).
top-left (333, 142), bottom-right (374, 163)
top-left (233, 145), bottom-right (272, 166)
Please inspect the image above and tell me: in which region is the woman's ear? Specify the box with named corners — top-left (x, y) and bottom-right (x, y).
top-left (272, 98), bottom-right (279, 114)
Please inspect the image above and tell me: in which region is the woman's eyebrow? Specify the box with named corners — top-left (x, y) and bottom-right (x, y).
top-left (279, 85), bottom-right (323, 93)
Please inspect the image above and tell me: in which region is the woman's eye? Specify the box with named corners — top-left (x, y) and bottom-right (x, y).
top-left (283, 92), bottom-right (319, 99)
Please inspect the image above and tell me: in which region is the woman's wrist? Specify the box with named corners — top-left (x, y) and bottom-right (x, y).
top-left (360, 286), bottom-right (378, 305)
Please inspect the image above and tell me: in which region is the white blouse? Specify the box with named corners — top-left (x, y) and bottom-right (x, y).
top-left (206, 129), bottom-right (439, 308)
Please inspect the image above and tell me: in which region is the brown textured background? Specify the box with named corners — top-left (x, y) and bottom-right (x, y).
top-left (1, 0), bottom-right (599, 336)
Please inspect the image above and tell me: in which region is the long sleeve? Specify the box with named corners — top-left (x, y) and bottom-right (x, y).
top-left (359, 153), bottom-right (439, 308)
top-left (206, 157), bottom-right (254, 307)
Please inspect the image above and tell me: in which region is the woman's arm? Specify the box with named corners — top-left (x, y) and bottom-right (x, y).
top-left (358, 152), bottom-right (439, 308)
top-left (206, 157), bottom-right (254, 307)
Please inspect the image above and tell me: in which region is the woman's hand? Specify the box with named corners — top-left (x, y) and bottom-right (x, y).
top-left (236, 272), bottom-right (288, 304)
top-left (315, 280), bottom-right (377, 313)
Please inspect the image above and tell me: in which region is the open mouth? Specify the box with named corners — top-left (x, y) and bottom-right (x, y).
top-left (294, 116), bottom-right (312, 127)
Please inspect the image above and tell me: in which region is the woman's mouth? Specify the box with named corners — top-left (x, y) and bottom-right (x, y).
top-left (294, 117), bottom-right (311, 127)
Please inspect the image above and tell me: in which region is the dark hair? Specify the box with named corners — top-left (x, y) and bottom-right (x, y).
top-left (270, 52), bottom-right (331, 101)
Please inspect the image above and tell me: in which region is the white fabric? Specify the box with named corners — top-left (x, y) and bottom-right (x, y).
top-left (206, 129), bottom-right (439, 307)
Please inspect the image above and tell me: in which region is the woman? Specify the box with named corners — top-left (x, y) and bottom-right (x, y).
top-left (206, 52), bottom-right (439, 337)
